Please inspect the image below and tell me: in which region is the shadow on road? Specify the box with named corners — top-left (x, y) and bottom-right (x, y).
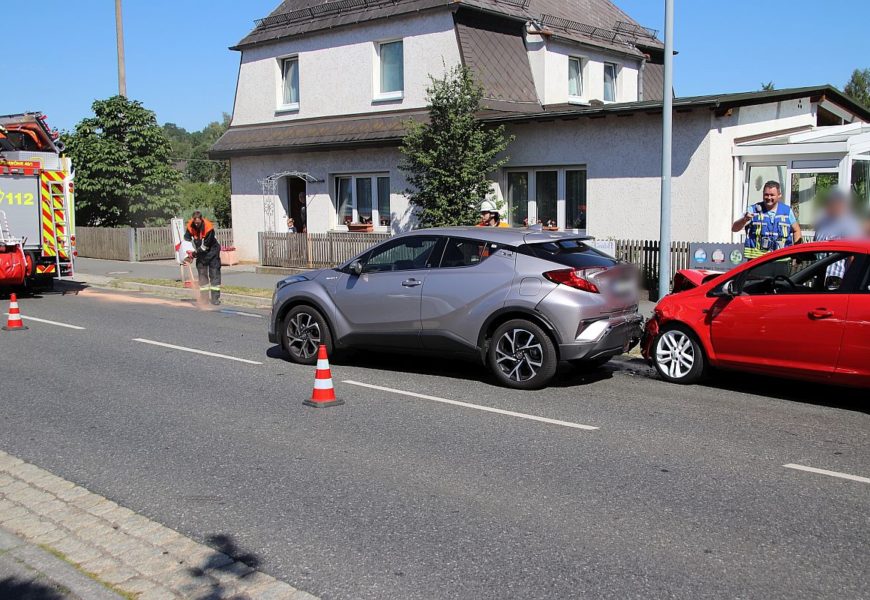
top-left (0, 280), bottom-right (89, 300)
top-left (185, 533), bottom-right (263, 600)
top-left (0, 577), bottom-right (65, 600)
top-left (267, 344), bottom-right (613, 388)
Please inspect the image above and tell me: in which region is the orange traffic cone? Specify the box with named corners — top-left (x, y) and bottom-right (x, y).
top-left (3, 294), bottom-right (28, 331)
top-left (304, 345), bottom-right (344, 408)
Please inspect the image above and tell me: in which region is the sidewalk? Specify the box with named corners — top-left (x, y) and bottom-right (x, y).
top-left (0, 451), bottom-right (316, 600)
top-left (75, 258), bottom-right (282, 291)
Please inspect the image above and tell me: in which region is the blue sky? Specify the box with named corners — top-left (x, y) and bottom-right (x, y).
top-left (3, 1), bottom-right (867, 133)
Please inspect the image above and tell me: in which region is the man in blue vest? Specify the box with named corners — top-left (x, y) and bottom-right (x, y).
top-left (732, 180), bottom-right (802, 259)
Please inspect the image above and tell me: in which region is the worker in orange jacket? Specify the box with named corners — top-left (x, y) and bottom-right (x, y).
top-left (184, 211), bottom-right (222, 305)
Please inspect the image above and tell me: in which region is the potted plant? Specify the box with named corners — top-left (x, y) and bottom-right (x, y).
top-left (346, 216), bottom-right (374, 232)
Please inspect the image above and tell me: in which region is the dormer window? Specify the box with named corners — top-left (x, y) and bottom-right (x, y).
top-left (375, 40), bottom-right (404, 101)
top-left (568, 57), bottom-right (584, 101)
top-left (280, 57), bottom-right (299, 110)
top-left (603, 62), bottom-right (618, 102)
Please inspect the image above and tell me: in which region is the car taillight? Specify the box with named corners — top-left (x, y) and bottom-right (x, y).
top-left (543, 268), bottom-right (603, 293)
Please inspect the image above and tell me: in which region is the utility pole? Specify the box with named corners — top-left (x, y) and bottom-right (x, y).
top-left (658, 0), bottom-right (674, 300)
top-left (115, 0), bottom-right (127, 97)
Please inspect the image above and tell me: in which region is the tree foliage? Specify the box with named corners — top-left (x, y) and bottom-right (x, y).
top-left (760, 81), bottom-right (775, 91)
top-left (162, 114), bottom-right (232, 226)
top-left (400, 66), bottom-right (513, 228)
top-left (844, 68), bottom-right (870, 110)
top-left (62, 96), bottom-right (181, 227)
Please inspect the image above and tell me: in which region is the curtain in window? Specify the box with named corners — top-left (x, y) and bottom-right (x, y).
top-left (380, 41), bottom-right (404, 93)
top-left (569, 59), bottom-right (582, 97)
top-left (603, 64), bottom-right (616, 102)
top-left (377, 177), bottom-right (391, 225)
top-left (356, 178), bottom-right (373, 224)
top-left (283, 59), bottom-right (299, 105)
top-left (536, 171), bottom-right (558, 226)
top-left (507, 172), bottom-right (528, 227)
top-left (565, 170), bottom-right (587, 230)
top-left (336, 177), bottom-right (353, 226)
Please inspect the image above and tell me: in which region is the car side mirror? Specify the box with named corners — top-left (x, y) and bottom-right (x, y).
top-left (349, 260), bottom-right (363, 276)
top-left (721, 279), bottom-right (739, 297)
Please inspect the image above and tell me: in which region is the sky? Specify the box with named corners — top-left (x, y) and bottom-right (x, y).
top-left (3, 0), bottom-right (867, 134)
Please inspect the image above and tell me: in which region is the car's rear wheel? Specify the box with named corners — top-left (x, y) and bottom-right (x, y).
top-left (487, 319), bottom-right (557, 390)
top-left (281, 305), bottom-right (333, 365)
top-left (652, 324), bottom-right (706, 384)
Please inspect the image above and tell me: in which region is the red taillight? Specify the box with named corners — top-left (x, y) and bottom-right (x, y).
top-left (543, 268), bottom-right (602, 293)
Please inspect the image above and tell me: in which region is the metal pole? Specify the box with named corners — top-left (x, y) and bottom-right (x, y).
top-left (658, 0), bottom-right (674, 300)
top-left (115, 0), bottom-right (127, 97)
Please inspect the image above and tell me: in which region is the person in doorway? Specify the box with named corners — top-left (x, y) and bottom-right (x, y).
top-left (732, 180), bottom-right (802, 259)
top-left (477, 200), bottom-right (510, 227)
top-left (296, 192), bottom-right (307, 233)
top-left (814, 188), bottom-right (862, 242)
top-left (184, 211), bottom-right (222, 305)
top-left (286, 217), bottom-right (297, 233)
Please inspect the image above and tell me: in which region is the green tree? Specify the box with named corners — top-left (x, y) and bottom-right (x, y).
top-left (62, 96), bottom-right (180, 227)
top-left (400, 66), bottom-right (513, 227)
top-left (761, 81), bottom-right (775, 91)
top-left (844, 68), bottom-right (870, 109)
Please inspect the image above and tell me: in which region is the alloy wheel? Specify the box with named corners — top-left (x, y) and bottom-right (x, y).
top-left (655, 329), bottom-right (695, 379)
top-left (285, 312), bottom-right (322, 360)
top-left (494, 328), bottom-right (545, 383)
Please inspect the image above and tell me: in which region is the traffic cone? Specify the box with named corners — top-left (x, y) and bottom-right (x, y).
top-left (303, 345), bottom-right (344, 408)
top-left (3, 294), bottom-right (28, 331)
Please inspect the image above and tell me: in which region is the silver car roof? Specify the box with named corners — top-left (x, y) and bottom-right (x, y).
top-left (395, 226), bottom-right (593, 245)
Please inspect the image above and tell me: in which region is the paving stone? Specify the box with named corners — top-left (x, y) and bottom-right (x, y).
top-left (86, 499), bottom-right (120, 517)
top-left (135, 554), bottom-right (179, 577)
top-left (0, 452), bottom-right (24, 469)
top-left (0, 504), bottom-right (31, 523)
top-left (0, 498), bottom-right (17, 513)
top-left (137, 525), bottom-right (182, 547)
top-left (32, 473), bottom-right (76, 494)
top-left (65, 512), bottom-right (105, 533)
top-left (163, 567), bottom-right (219, 595)
top-left (30, 527), bottom-right (69, 546)
top-left (0, 474), bottom-right (15, 487)
top-left (120, 576), bottom-right (161, 596)
top-left (211, 560), bottom-right (257, 583)
top-left (71, 492), bottom-right (105, 510)
top-left (55, 485), bottom-right (91, 501)
top-left (137, 585), bottom-right (180, 600)
top-left (237, 571), bottom-right (279, 590)
top-left (289, 591), bottom-right (320, 600)
top-left (100, 563), bottom-right (140, 585)
top-left (30, 498), bottom-right (68, 517)
top-left (75, 522), bottom-right (117, 546)
top-left (103, 505), bottom-right (136, 525)
top-left (247, 580), bottom-right (300, 599)
top-left (50, 535), bottom-right (105, 563)
top-left (78, 554), bottom-right (124, 575)
top-left (5, 462), bottom-right (43, 480)
top-left (7, 515), bottom-right (57, 538)
top-left (0, 480), bottom-right (30, 496)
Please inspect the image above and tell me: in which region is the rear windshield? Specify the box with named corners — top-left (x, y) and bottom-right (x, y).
top-left (519, 239), bottom-right (617, 268)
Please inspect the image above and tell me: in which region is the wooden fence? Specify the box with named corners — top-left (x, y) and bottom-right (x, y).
top-left (76, 226), bottom-right (233, 261)
top-left (260, 232), bottom-right (391, 269)
top-left (75, 227), bottom-right (135, 261)
top-left (614, 239), bottom-right (691, 296)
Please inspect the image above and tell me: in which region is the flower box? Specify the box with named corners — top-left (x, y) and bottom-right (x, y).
top-left (347, 223), bottom-right (374, 233)
top-left (220, 246), bottom-right (239, 266)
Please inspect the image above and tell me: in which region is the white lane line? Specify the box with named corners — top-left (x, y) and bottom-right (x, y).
top-left (218, 309), bottom-right (264, 319)
top-left (132, 338), bottom-right (263, 365)
top-left (5, 314), bottom-right (85, 330)
top-left (783, 463), bottom-right (870, 484)
top-left (343, 380), bottom-right (598, 430)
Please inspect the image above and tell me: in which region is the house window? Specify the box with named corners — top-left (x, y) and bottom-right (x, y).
top-left (281, 57), bottom-right (299, 109)
top-left (603, 63), bottom-right (618, 102)
top-left (568, 57), bottom-right (583, 100)
top-left (377, 40), bottom-right (404, 100)
top-left (506, 168), bottom-right (587, 231)
top-left (334, 174), bottom-right (391, 227)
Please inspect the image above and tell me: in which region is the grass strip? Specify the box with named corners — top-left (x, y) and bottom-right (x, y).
top-left (122, 278), bottom-right (272, 298)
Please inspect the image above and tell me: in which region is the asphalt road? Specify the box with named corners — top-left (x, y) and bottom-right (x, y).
top-left (1, 284), bottom-right (867, 600)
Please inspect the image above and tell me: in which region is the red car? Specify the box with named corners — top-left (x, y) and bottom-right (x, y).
top-left (642, 240), bottom-right (870, 388)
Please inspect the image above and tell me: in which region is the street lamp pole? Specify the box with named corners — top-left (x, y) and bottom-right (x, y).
top-left (115, 0), bottom-right (127, 97)
top-left (658, 0), bottom-right (674, 300)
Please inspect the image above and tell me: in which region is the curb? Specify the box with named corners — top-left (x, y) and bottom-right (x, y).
top-left (108, 281), bottom-right (272, 309)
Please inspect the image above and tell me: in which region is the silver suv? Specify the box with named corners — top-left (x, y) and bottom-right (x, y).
top-left (269, 227), bottom-right (642, 389)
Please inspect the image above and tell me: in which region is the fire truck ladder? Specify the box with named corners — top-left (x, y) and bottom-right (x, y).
top-left (47, 178), bottom-right (74, 278)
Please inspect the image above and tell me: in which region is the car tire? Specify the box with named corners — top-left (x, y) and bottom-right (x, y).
top-left (487, 319), bottom-right (558, 390)
top-left (569, 356), bottom-right (611, 371)
top-left (281, 305), bottom-right (333, 366)
top-left (652, 324), bottom-right (706, 384)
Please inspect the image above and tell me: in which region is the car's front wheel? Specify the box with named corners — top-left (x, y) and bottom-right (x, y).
top-left (281, 305), bottom-right (333, 365)
top-left (487, 319), bottom-right (558, 390)
top-left (652, 324), bottom-right (706, 384)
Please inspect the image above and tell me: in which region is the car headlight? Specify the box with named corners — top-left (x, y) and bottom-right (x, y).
top-left (276, 274), bottom-right (308, 290)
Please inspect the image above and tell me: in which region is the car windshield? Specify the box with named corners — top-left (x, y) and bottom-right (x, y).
top-left (520, 239), bottom-right (616, 268)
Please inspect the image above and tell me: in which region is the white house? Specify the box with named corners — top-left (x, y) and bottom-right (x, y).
top-left (211, 0), bottom-right (870, 261)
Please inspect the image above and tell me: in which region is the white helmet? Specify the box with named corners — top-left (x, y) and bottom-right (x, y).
top-left (480, 199), bottom-right (499, 215)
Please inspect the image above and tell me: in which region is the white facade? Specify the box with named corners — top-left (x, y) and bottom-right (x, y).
top-left (231, 12), bottom-right (462, 126)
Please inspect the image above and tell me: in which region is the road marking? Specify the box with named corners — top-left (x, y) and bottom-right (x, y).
top-left (783, 463), bottom-right (870, 484)
top-left (107, 271), bottom-right (130, 275)
top-left (5, 314), bottom-right (85, 330)
top-left (343, 381), bottom-right (598, 430)
top-left (219, 309), bottom-right (264, 319)
top-left (132, 338), bottom-right (263, 365)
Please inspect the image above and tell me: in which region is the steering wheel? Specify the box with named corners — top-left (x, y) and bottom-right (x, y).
top-left (772, 274), bottom-right (798, 293)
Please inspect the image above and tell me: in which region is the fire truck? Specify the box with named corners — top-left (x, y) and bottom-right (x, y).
top-left (0, 112), bottom-right (75, 289)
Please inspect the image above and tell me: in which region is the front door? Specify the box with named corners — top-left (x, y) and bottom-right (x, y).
top-left (331, 236), bottom-right (440, 348)
top-left (709, 250), bottom-right (856, 379)
top-left (288, 177), bottom-right (307, 232)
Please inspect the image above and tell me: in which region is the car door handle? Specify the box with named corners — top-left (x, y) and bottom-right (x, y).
top-left (808, 308), bottom-right (833, 320)
top-left (402, 279), bottom-right (422, 287)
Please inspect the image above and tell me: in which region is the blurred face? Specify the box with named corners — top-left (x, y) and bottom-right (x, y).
top-left (192, 216), bottom-right (203, 228)
top-left (826, 199), bottom-right (847, 218)
top-left (762, 186), bottom-right (781, 211)
top-left (480, 210), bottom-right (491, 223)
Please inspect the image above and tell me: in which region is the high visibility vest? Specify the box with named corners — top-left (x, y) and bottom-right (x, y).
top-left (744, 202), bottom-right (793, 259)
